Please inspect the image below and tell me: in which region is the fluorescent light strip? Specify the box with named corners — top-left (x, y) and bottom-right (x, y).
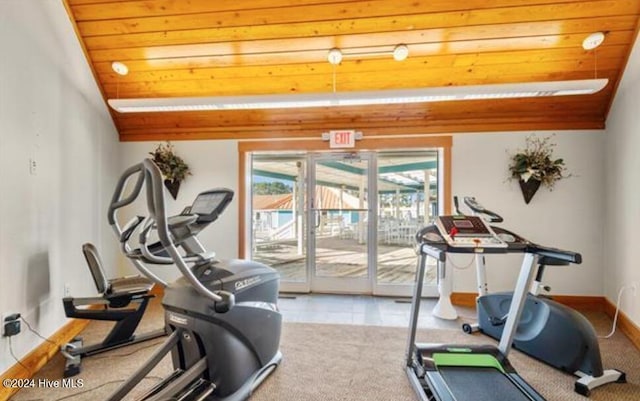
top-left (108, 79), bottom-right (608, 113)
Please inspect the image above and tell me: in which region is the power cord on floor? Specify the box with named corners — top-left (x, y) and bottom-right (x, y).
top-left (50, 376), bottom-right (165, 401)
top-left (20, 316), bottom-right (56, 345)
top-left (90, 338), bottom-right (165, 360)
top-left (447, 254), bottom-right (475, 270)
top-left (599, 283), bottom-right (637, 339)
top-left (52, 380), bottom-right (124, 401)
top-left (8, 336), bottom-right (32, 375)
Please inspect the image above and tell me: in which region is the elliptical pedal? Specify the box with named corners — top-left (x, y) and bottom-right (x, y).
top-left (139, 369), bottom-right (185, 400)
top-left (175, 378), bottom-right (216, 401)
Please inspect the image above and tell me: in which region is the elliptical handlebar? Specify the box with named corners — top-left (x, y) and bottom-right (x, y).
top-left (108, 163), bottom-right (146, 226)
top-left (142, 159), bottom-right (235, 308)
top-left (108, 163), bottom-right (168, 287)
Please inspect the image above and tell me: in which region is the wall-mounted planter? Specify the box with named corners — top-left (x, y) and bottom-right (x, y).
top-left (519, 179), bottom-right (541, 204)
top-left (164, 179), bottom-right (181, 200)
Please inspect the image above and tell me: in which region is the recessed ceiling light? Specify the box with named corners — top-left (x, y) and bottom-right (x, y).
top-left (111, 61), bottom-right (129, 76)
top-left (393, 44), bottom-right (409, 61)
top-left (327, 48), bottom-right (343, 65)
top-left (582, 32), bottom-right (605, 50)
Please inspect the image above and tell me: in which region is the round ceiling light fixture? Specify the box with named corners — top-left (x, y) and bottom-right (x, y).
top-left (393, 44), bottom-right (409, 61)
top-left (111, 61), bottom-right (129, 76)
top-left (327, 48), bottom-right (343, 65)
top-left (582, 32), bottom-right (605, 50)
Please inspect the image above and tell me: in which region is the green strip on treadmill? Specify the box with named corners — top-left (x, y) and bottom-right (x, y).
top-left (433, 353), bottom-right (506, 373)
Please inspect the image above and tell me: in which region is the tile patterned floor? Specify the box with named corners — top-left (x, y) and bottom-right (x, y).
top-left (278, 294), bottom-right (471, 329)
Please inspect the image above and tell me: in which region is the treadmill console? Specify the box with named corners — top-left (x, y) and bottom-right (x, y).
top-left (436, 216), bottom-right (507, 249)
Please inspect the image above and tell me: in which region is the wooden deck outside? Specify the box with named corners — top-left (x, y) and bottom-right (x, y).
top-left (253, 236), bottom-right (437, 286)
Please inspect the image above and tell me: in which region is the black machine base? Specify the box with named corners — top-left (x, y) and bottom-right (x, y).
top-left (61, 328), bottom-right (166, 378)
top-left (474, 292), bottom-right (626, 395)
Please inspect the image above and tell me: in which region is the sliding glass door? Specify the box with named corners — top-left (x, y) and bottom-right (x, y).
top-left (308, 153), bottom-right (375, 293)
top-left (248, 150), bottom-right (441, 296)
top-left (374, 152), bottom-right (440, 296)
top-left (250, 154), bottom-right (309, 292)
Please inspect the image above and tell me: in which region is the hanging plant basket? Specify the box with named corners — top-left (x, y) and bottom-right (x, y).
top-left (164, 179), bottom-right (181, 200)
top-left (507, 134), bottom-right (572, 205)
top-left (518, 179), bottom-right (541, 204)
top-left (149, 142), bottom-right (191, 200)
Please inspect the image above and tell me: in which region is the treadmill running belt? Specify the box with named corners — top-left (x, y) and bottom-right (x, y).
top-left (438, 367), bottom-right (533, 401)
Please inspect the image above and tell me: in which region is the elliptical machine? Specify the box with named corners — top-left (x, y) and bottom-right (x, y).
top-left (107, 159), bottom-right (282, 401)
top-left (456, 196), bottom-right (625, 396)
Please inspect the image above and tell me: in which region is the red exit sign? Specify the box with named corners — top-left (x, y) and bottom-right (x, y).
top-left (329, 130), bottom-right (356, 148)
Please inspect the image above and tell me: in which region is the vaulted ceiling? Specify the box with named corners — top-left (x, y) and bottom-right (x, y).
top-left (63, 0), bottom-right (640, 141)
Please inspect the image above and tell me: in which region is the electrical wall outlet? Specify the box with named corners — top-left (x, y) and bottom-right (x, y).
top-left (29, 158), bottom-right (37, 175)
top-left (64, 283), bottom-right (72, 297)
top-left (3, 313), bottom-right (21, 337)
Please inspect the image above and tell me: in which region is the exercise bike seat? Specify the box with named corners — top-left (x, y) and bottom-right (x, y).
top-left (83, 242), bottom-right (155, 298)
top-left (61, 243), bottom-right (167, 378)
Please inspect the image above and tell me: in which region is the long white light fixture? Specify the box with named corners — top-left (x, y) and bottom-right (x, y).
top-left (107, 78), bottom-right (608, 113)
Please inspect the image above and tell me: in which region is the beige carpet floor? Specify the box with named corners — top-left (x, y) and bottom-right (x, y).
top-left (9, 306), bottom-right (640, 401)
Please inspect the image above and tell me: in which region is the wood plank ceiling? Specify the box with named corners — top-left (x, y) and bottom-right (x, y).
top-left (63, 0), bottom-right (640, 141)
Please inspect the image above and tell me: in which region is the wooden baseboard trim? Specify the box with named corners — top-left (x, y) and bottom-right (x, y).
top-left (451, 292), bottom-right (606, 312)
top-left (603, 298), bottom-right (640, 350)
top-left (0, 318), bottom-right (89, 400)
top-left (450, 292), bottom-right (479, 308)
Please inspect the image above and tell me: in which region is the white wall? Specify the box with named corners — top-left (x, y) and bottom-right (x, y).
top-left (451, 131), bottom-right (605, 295)
top-left (117, 141), bottom-right (240, 282)
top-left (0, 1), bottom-right (120, 374)
top-left (603, 35), bottom-right (640, 326)
top-left (119, 132), bottom-right (605, 297)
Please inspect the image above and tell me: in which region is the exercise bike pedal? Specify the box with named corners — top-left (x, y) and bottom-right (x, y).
top-left (462, 323), bottom-right (479, 334)
top-left (61, 338), bottom-right (83, 378)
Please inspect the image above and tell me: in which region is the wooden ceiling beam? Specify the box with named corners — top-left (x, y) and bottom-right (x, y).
top-left (92, 44), bottom-right (629, 75)
top-left (82, 15), bottom-right (637, 50)
top-left (97, 55), bottom-right (624, 85)
top-left (101, 68), bottom-right (618, 98)
top-left (118, 119), bottom-right (605, 142)
top-left (87, 30), bottom-right (634, 63)
top-left (71, 0), bottom-right (601, 21)
top-left (75, 0), bottom-right (637, 37)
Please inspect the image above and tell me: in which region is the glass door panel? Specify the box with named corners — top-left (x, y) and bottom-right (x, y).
top-left (375, 152), bottom-right (439, 296)
top-left (251, 154), bottom-right (308, 292)
top-left (308, 153), bottom-right (374, 293)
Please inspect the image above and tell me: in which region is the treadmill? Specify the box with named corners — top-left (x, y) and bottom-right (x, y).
top-left (406, 215), bottom-right (582, 401)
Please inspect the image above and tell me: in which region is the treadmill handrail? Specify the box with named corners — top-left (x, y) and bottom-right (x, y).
top-left (418, 243), bottom-right (446, 262)
top-left (528, 244), bottom-right (582, 264)
top-left (142, 159), bottom-right (229, 305)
